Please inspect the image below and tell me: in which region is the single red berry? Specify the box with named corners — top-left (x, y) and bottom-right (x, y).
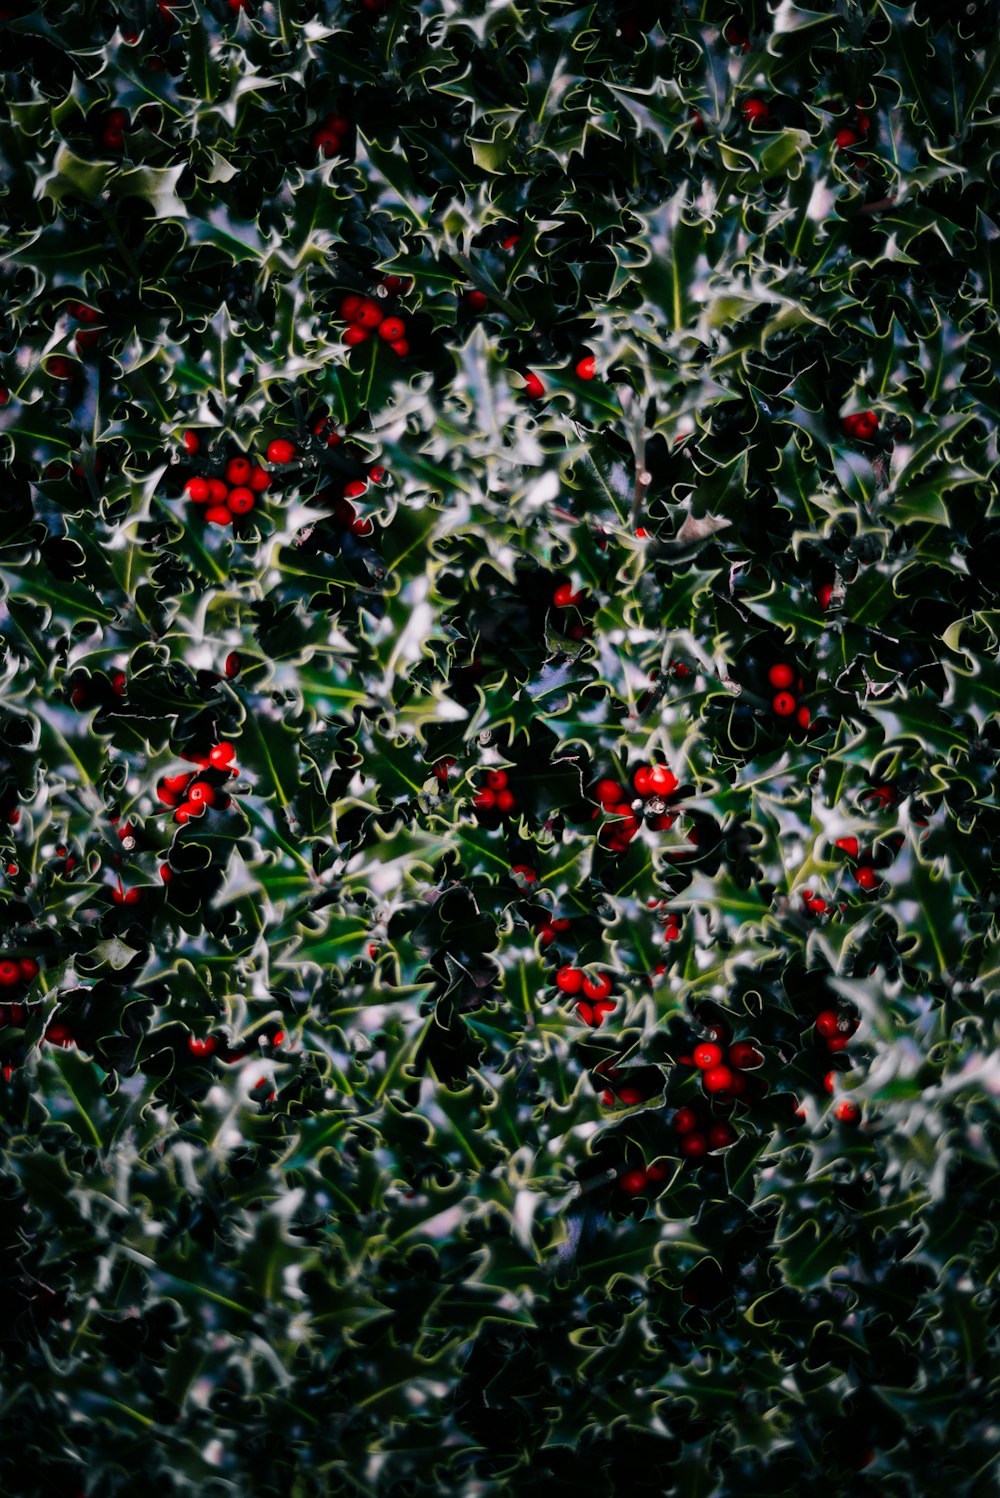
top-left (44, 1022), bottom-right (75, 1047)
top-left (510, 863), bottom-right (536, 883)
top-left (632, 766), bottom-right (653, 797)
top-left (834, 127), bottom-right (858, 148)
top-left (485, 769), bottom-right (508, 791)
top-left (160, 864), bottom-right (173, 883)
top-left (18, 958), bottom-right (39, 982)
top-left (538, 925), bottom-right (556, 947)
top-left (523, 371), bottom-right (545, 400)
top-left (378, 317), bottom-right (406, 342)
top-left (575, 355), bottom-right (596, 380)
top-left (344, 326), bottom-right (371, 347)
top-left (768, 663), bottom-right (795, 689)
top-left (472, 788), bottom-right (496, 811)
top-left (595, 778), bottom-right (625, 807)
top-left (816, 1010), bottom-right (840, 1037)
top-left (835, 836), bottom-right (860, 859)
top-left (582, 972), bottom-right (612, 1001)
top-left (826, 1034), bottom-right (851, 1053)
top-left (796, 706), bottom-right (812, 730)
top-left (834, 1099), bottom-right (860, 1125)
top-left (206, 478), bottom-right (228, 503)
top-left (728, 1042), bottom-right (762, 1069)
top-left (47, 356), bottom-right (74, 380)
top-left (619, 1167), bottom-right (648, 1195)
top-left (343, 480), bottom-right (368, 501)
top-left (693, 1042), bottom-right (724, 1071)
top-left (553, 583), bottom-right (582, 608)
top-left (204, 505), bottom-right (233, 527)
top-left (501, 233), bottom-right (520, 251)
top-left (225, 457), bottom-right (252, 485)
top-left (226, 487), bottom-right (255, 516)
top-left (182, 430), bottom-right (200, 455)
top-left (313, 128), bottom-right (343, 157)
top-left (741, 96), bottom-right (769, 124)
top-left (855, 865), bottom-right (879, 890)
top-left (647, 765), bottom-right (678, 796)
top-left (340, 294), bottom-right (362, 321)
top-left (209, 743), bottom-right (237, 769)
top-left (224, 652), bottom-right (241, 678)
top-left (188, 1035), bottom-right (216, 1056)
top-left (816, 581), bottom-right (834, 610)
top-left (673, 1107), bottom-right (699, 1134)
top-left (575, 1000), bottom-right (595, 1026)
top-left (267, 439), bottom-right (296, 465)
top-left (679, 1132), bottom-right (708, 1158)
top-left (556, 966), bottom-right (584, 995)
top-left (465, 289), bottom-right (488, 311)
top-left (772, 691), bottom-right (796, 716)
top-left (495, 789), bottom-right (515, 814)
top-left (702, 1064), bottom-right (734, 1094)
top-left (708, 1121), bottom-right (737, 1149)
top-left (123, 888), bottom-right (141, 904)
top-left (369, 465), bottom-right (387, 483)
top-left (0, 961), bottom-right (20, 987)
top-left (187, 781), bottom-right (216, 807)
top-left (184, 477), bottom-right (210, 503)
top-left (353, 297), bottom-right (384, 330)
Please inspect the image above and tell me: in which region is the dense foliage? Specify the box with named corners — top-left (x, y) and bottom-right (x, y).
top-left (1, 0), bottom-right (999, 1493)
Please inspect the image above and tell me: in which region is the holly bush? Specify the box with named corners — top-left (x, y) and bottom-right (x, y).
top-left (1, 1), bottom-right (999, 1494)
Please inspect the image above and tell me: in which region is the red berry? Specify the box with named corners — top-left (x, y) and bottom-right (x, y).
top-left (207, 478), bottom-right (229, 503)
top-left (632, 767), bottom-right (653, 797)
top-left (772, 691), bottom-right (796, 716)
top-left (835, 836), bottom-right (860, 859)
top-left (182, 430), bottom-right (200, 454)
top-left (582, 972), bottom-right (612, 1001)
top-left (815, 1010), bottom-right (840, 1037)
top-left (344, 326), bottom-right (371, 347)
top-left (594, 778), bottom-right (624, 807)
top-left (188, 1035), bottom-right (216, 1056)
top-left (575, 1001), bottom-right (595, 1026)
top-left (209, 743), bottom-right (236, 769)
top-left (184, 477), bottom-right (210, 503)
top-left (340, 294), bottom-right (362, 321)
top-left (225, 457), bottom-right (252, 485)
top-left (353, 297), bottom-right (384, 330)
top-left (619, 1168), bottom-right (648, 1195)
top-left (823, 1070), bottom-right (837, 1093)
top-left (617, 1087), bottom-right (644, 1106)
top-left (224, 652), bottom-right (241, 678)
top-left (834, 127), bottom-right (858, 148)
top-left (673, 1107), bottom-right (699, 1134)
top-left (647, 765), bottom-right (678, 796)
top-left (160, 864), bottom-right (173, 883)
top-left (575, 355), bottom-right (596, 380)
top-left (44, 1022), bottom-right (75, 1047)
top-left (826, 1034), bottom-right (851, 1052)
top-left (553, 583), bottom-right (582, 608)
top-left (485, 769), bottom-right (508, 791)
top-left (556, 966), bottom-right (584, 994)
top-left (267, 439), bottom-right (296, 465)
top-left (510, 863), bottom-right (535, 883)
top-left (226, 487), bottom-right (255, 516)
top-left (204, 505), bottom-right (233, 527)
top-left (551, 918), bottom-right (572, 933)
top-left (523, 371), bottom-right (545, 400)
top-left (369, 466), bottom-right (387, 484)
top-left (768, 663), bottom-right (795, 689)
top-left (465, 290), bottom-right (488, 311)
top-left (679, 1132), bottom-right (708, 1158)
top-left (389, 339), bottom-right (410, 356)
top-left (707, 1121), bottom-right (737, 1150)
top-left (834, 1099), bottom-right (860, 1125)
top-left (693, 1042), bottom-right (724, 1071)
top-left (47, 356), bottom-right (75, 380)
top-left (816, 582), bottom-right (834, 610)
top-left (162, 772), bottom-right (193, 795)
top-left (0, 961), bottom-right (20, 987)
top-left (796, 706), bottom-right (812, 730)
top-left (472, 788), bottom-right (496, 810)
top-left (741, 96), bottom-right (769, 124)
top-left (496, 789), bottom-right (516, 815)
top-left (18, 958), bottom-right (38, 982)
top-left (187, 781), bottom-right (216, 807)
top-left (501, 233), bottom-right (520, 251)
top-left (313, 128), bottom-right (342, 157)
top-left (728, 1042), bottom-right (762, 1069)
top-left (855, 866), bottom-right (879, 890)
top-left (378, 317), bottom-right (406, 342)
top-left (702, 1064), bottom-right (734, 1094)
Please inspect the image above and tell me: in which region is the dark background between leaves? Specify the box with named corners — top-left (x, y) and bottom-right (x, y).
top-left (1, 0), bottom-right (999, 1494)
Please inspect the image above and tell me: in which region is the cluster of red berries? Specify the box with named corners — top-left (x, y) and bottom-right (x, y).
top-left (472, 768), bottom-right (516, 816)
top-left (767, 662), bottom-right (811, 731)
top-left (339, 287), bottom-right (410, 356)
top-left (593, 761), bottom-right (680, 852)
top-left (683, 1034), bottom-right (764, 1104)
top-left (100, 107), bottom-right (130, 150)
top-left (673, 1106), bottom-right (738, 1159)
top-left (0, 958), bottom-right (39, 997)
top-left (553, 966), bottom-right (617, 1027)
top-left (618, 1159), bottom-right (669, 1195)
top-left (535, 912), bottom-right (572, 948)
top-left (833, 830), bottom-right (902, 892)
top-left (815, 1006), bottom-right (860, 1057)
top-left (66, 300), bottom-right (103, 355)
top-left (156, 742), bottom-right (239, 823)
top-left (841, 409), bottom-right (880, 442)
top-left (183, 455), bottom-right (269, 528)
top-left (833, 99), bottom-right (873, 152)
top-left (311, 110), bottom-right (350, 158)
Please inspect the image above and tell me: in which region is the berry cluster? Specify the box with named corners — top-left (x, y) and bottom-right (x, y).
top-left (184, 455), bottom-right (269, 528)
top-left (618, 1159), bottom-right (668, 1195)
top-left (339, 289), bottom-right (409, 356)
top-left (841, 408), bottom-right (880, 442)
top-left (553, 966), bottom-right (617, 1026)
top-left (472, 768), bottom-right (516, 816)
top-left (311, 110), bottom-right (350, 158)
top-left (534, 912), bottom-right (571, 948)
top-left (685, 1032), bottom-right (764, 1104)
top-left (156, 742), bottom-right (239, 823)
top-left (673, 1106), bottom-right (738, 1159)
top-left (767, 662), bottom-right (810, 731)
top-left (551, 580), bottom-right (593, 641)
